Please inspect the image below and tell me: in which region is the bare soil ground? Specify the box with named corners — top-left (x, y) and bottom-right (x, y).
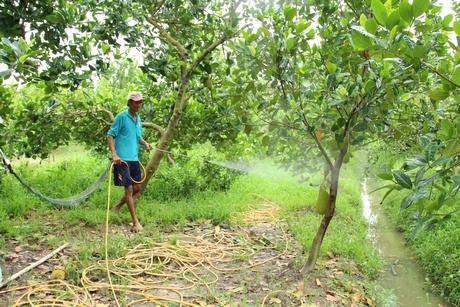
top-left (0, 208), bottom-right (375, 307)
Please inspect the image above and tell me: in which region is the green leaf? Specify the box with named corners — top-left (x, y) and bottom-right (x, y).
top-left (414, 165), bottom-right (427, 186)
top-left (371, 0), bottom-right (388, 25)
top-left (296, 21), bottom-right (310, 33)
top-left (262, 135), bottom-right (270, 146)
top-left (454, 21), bottom-right (460, 36)
top-left (423, 142), bottom-right (438, 162)
top-left (377, 173), bottom-right (393, 180)
top-left (440, 119), bottom-right (454, 138)
top-left (284, 6), bottom-right (297, 21)
top-left (442, 139), bottom-right (460, 156)
top-left (418, 172), bottom-right (440, 189)
top-left (351, 31), bottom-right (373, 50)
top-left (400, 93), bottom-right (411, 101)
top-left (0, 69), bottom-right (13, 77)
top-left (420, 135), bottom-right (431, 148)
top-left (325, 61), bottom-right (337, 74)
top-left (415, 24), bottom-right (434, 33)
top-left (379, 186), bottom-right (396, 204)
top-left (350, 25), bottom-right (375, 38)
top-left (259, 27), bottom-right (271, 37)
top-left (286, 37), bottom-right (295, 51)
top-left (10, 42), bottom-right (23, 57)
top-left (431, 156), bottom-right (452, 167)
top-left (353, 122), bottom-right (367, 132)
top-left (359, 14), bottom-right (367, 27)
top-left (244, 125), bottom-right (252, 135)
top-left (404, 157), bottom-right (427, 170)
top-left (442, 14), bottom-right (454, 27)
top-left (18, 54), bottom-right (28, 63)
top-left (451, 175), bottom-right (460, 187)
top-left (452, 66), bottom-right (460, 85)
top-left (399, 0), bottom-right (413, 23)
top-left (429, 90), bottom-right (449, 101)
top-left (45, 14), bottom-right (60, 23)
top-left (380, 67), bottom-right (389, 78)
top-left (389, 24), bottom-right (398, 41)
top-left (392, 170), bottom-right (413, 189)
top-left (369, 183), bottom-right (399, 194)
top-left (412, 0), bottom-right (430, 18)
top-left (424, 219), bottom-right (438, 230)
top-left (403, 35), bottom-right (415, 49)
top-left (385, 10), bottom-right (400, 30)
top-left (21, 50), bottom-right (41, 60)
top-left (365, 18), bottom-right (378, 34)
top-left (400, 189), bottom-right (429, 210)
top-left (413, 45), bottom-right (426, 59)
top-left (1, 37), bottom-right (12, 48)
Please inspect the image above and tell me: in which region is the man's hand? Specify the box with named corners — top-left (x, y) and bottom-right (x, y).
top-left (145, 143), bottom-right (153, 151)
top-left (112, 154), bottom-right (122, 164)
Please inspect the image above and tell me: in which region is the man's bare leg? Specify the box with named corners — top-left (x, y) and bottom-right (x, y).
top-left (111, 184), bottom-right (141, 214)
top-left (124, 185), bottom-right (143, 231)
top-left (111, 196), bottom-right (126, 215)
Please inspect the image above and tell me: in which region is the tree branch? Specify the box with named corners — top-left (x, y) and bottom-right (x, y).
top-left (424, 62), bottom-right (460, 88)
top-left (144, 15), bottom-right (189, 60)
top-left (185, 85), bottom-right (206, 102)
top-left (142, 122), bottom-right (166, 137)
top-left (187, 34), bottom-right (230, 78)
top-left (96, 107), bottom-right (114, 122)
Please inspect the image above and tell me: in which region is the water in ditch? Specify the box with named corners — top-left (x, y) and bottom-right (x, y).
top-left (361, 178), bottom-right (451, 307)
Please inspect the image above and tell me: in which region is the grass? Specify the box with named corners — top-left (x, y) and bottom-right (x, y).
top-left (0, 143), bottom-right (384, 305)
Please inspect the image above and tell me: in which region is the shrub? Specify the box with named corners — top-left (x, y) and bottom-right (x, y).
top-left (144, 142), bottom-right (241, 201)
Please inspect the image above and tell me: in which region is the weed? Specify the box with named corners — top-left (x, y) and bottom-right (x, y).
top-left (372, 283), bottom-right (400, 307)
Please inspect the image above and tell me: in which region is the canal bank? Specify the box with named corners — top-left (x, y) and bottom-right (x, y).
top-left (361, 178), bottom-right (451, 307)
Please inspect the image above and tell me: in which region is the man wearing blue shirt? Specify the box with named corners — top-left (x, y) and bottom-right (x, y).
top-left (107, 91), bottom-right (153, 232)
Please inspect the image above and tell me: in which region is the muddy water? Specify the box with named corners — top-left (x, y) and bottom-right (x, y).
top-left (361, 178), bottom-right (451, 307)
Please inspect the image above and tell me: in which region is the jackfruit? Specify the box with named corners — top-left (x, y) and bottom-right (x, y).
top-left (338, 141), bottom-right (348, 150)
top-left (205, 79), bottom-right (213, 90)
top-left (343, 152), bottom-right (350, 164)
top-left (327, 139), bottom-right (339, 150)
top-left (315, 189), bottom-right (329, 215)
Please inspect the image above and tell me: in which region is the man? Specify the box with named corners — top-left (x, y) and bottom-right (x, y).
top-left (107, 91), bottom-right (153, 232)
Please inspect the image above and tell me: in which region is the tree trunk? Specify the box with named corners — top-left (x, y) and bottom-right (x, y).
top-left (138, 11), bottom-right (235, 192)
top-left (302, 164), bottom-right (341, 273)
top-left (140, 80), bottom-right (189, 192)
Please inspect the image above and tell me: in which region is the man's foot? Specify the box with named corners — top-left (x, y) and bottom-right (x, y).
top-left (132, 223), bottom-right (143, 233)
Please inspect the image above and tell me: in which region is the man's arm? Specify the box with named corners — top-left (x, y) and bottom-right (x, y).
top-left (107, 135), bottom-right (121, 164)
top-left (139, 138), bottom-right (153, 151)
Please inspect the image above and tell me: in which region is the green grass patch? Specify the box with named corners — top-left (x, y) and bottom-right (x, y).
top-left (0, 144), bottom-right (381, 299)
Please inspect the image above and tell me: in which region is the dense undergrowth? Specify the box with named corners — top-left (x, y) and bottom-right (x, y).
top-left (369, 150), bottom-right (460, 307)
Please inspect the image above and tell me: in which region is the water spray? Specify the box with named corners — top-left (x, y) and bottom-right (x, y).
top-left (150, 147), bottom-right (253, 173)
